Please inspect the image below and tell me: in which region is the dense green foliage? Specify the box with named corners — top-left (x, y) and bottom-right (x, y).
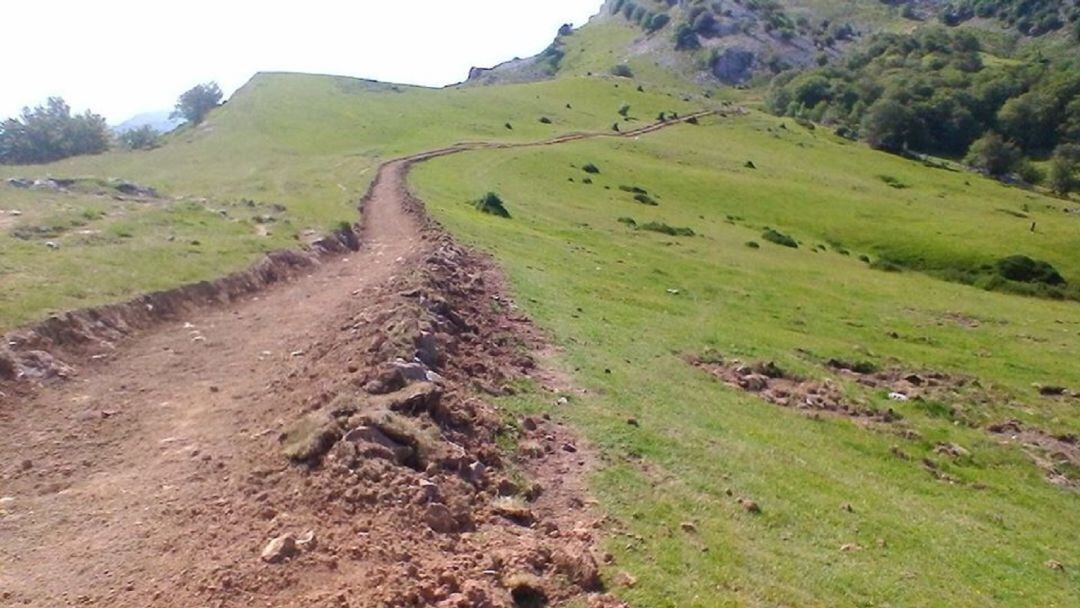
top-left (767, 27), bottom-right (1080, 174)
top-left (938, 0), bottom-right (1080, 37)
top-left (0, 98), bottom-right (110, 165)
top-left (171, 82), bottom-right (223, 125)
top-left (474, 191), bottom-right (511, 218)
top-left (117, 125), bottom-right (162, 151)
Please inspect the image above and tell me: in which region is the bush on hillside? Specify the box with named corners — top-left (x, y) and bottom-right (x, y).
top-left (611, 64), bottom-right (634, 78)
top-left (118, 125), bottom-right (162, 150)
top-left (582, 162), bottom-right (601, 174)
top-left (633, 193), bottom-right (658, 205)
top-left (474, 192), bottom-right (511, 218)
top-left (640, 222), bottom-right (695, 237)
top-left (762, 228), bottom-right (798, 248)
top-left (995, 255), bottom-right (1066, 285)
top-left (965, 133), bottom-right (1021, 177)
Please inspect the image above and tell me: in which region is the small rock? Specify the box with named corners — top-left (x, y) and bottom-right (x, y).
top-left (680, 521), bottom-right (697, 533)
top-left (888, 392), bottom-right (909, 402)
top-left (626, 417), bottom-right (639, 427)
top-left (840, 543), bottom-right (861, 552)
top-left (555, 397), bottom-right (569, 406)
top-left (1045, 560), bottom-right (1064, 571)
top-left (424, 503), bottom-right (458, 533)
top-left (739, 499), bottom-right (761, 514)
top-left (296, 530), bottom-right (317, 551)
top-left (261, 534), bottom-right (297, 563)
top-left (561, 442), bottom-right (578, 453)
top-left (614, 571), bottom-right (637, 588)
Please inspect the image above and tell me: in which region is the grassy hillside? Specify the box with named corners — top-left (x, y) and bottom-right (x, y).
top-left (0, 73), bottom-right (696, 330)
top-left (412, 111), bottom-right (1079, 606)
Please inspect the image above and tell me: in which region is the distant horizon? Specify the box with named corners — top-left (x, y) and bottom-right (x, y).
top-left (1, 0), bottom-right (603, 123)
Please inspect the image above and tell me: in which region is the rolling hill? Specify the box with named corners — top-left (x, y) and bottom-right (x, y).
top-left (1, 1), bottom-right (1077, 606)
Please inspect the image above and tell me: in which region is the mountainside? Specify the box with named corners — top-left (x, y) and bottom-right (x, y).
top-left (1, 2), bottom-right (1078, 607)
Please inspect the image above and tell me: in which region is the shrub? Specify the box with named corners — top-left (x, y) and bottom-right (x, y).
top-left (473, 192), bottom-right (511, 218)
top-left (618, 104), bottom-right (631, 117)
top-left (647, 13), bottom-right (671, 32)
top-left (582, 163), bottom-right (601, 174)
top-left (611, 64), bottom-right (634, 78)
top-left (118, 125), bottom-right (161, 150)
top-left (619, 185), bottom-right (647, 194)
top-left (762, 228), bottom-right (798, 248)
top-left (995, 255), bottom-right (1066, 285)
top-left (965, 132), bottom-right (1020, 177)
top-left (633, 193), bottom-right (658, 206)
top-left (640, 222), bottom-right (695, 236)
top-left (878, 175), bottom-right (909, 189)
top-left (539, 117), bottom-right (552, 124)
top-left (746, 241), bottom-right (760, 249)
top-left (617, 216), bottom-right (637, 226)
top-left (0, 97), bottom-right (110, 164)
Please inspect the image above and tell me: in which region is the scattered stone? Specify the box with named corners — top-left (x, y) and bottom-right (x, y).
top-left (561, 442), bottom-right (578, 453)
top-left (614, 571), bottom-right (638, 588)
top-left (492, 497), bottom-right (533, 525)
top-left (888, 392), bottom-right (909, 402)
top-left (296, 530), bottom-right (317, 551)
top-left (934, 442), bottom-right (970, 458)
top-left (424, 503), bottom-right (458, 534)
top-left (739, 498), bottom-right (761, 514)
top-left (261, 534), bottom-right (297, 563)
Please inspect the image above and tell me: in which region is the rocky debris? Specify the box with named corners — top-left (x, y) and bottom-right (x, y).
top-left (260, 533), bottom-right (297, 563)
top-left (693, 356), bottom-right (896, 422)
top-left (110, 180), bottom-right (159, 198)
top-left (934, 442), bottom-right (971, 459)
top-left (987, 419), bottom-right (1079, 490)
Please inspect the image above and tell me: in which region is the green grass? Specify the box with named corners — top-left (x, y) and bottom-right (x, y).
top-left (0, 72), bottom-right (695, 330)
top-left (411, 112), bottom-right (1079, 606)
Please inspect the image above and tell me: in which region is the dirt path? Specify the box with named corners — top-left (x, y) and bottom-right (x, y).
top-left (0, 114), bottom-right (712, 607)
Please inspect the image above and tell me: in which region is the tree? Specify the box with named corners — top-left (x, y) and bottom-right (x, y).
top-left (965, 132), bottom-right (1021, 177)
top-left (0, 97), bottom-right (109, 164)
top-left (674, 24), bottom-right (701, 51)
top-left (118, 125), bottom-right (162, 150)
top-left (1049, 144), bottom-right (1080, 195)
top-left (171, 82), bottom-right (223, 125)
top-left (860, 98), bottom-right (919, 153)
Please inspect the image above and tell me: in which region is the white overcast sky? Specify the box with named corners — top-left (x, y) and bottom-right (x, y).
top-left (1, 0), bottom-right (604, 123)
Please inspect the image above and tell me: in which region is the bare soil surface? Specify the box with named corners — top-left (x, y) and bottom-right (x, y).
top-left (0, 116), bottom-right (711, 607)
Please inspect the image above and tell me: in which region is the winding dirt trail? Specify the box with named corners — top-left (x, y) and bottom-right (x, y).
top-left (0, 114), bottom-right (712, 607)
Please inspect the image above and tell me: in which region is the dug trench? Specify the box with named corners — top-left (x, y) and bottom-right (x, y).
top-left (0, 114), bottom-right (713, 608)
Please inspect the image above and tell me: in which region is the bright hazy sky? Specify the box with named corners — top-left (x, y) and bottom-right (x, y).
top-left (2, 0), bottom-right (603, 123)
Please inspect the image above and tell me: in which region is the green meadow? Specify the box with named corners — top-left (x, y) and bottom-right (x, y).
top-left (0, 73), bottom-right (695, 329)
top-left (411, 112), bottom-right (1079, 606)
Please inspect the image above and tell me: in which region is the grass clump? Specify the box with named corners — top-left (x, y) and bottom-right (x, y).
top-left (473, 192), bottom-right (511, 218)
top-left (995, 255), bottom-right (1065, 286)
top-left (611, 64), bottom-right (634, 78)
top-left (761, 228), bottom-right (797, 248)
top-left (582, 162), bottom-right (601, 174)
top-left (878, 175), bottom-right (910, 189)
top-left (639, 221), bottom-right (694, 237)
top-left (633, 193), bottom-right (658, 206)
top-left (618, 185), bottom-right (647, 194)
top-left (617, 216), bottom-right (637, 227)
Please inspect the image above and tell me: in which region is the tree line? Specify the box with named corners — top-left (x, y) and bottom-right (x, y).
top-left (766, 27), bottom-right (1080, 194)
top-left (0, 82), bottom-right (223, 165)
